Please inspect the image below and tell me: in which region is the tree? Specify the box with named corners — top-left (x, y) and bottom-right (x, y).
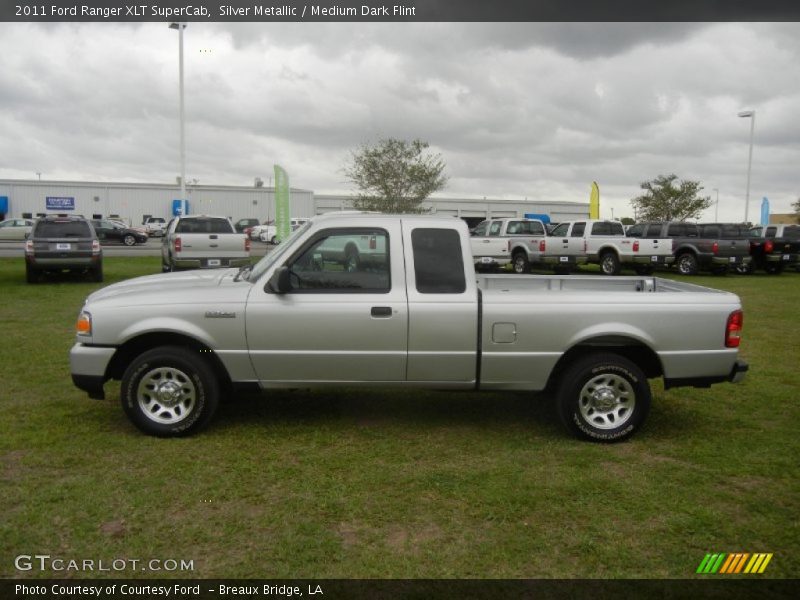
top-left (344, 138), bottom-right (447, 213)
top-left (630, 174), bottom-right (712, 222)
top-left (793, 197), bottom-right (800, 223)
top-left (620, 217), bottom-right (635, 225)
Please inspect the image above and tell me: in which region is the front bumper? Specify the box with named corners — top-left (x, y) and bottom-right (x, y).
top-left (70, 343), bottom-right (116, 399)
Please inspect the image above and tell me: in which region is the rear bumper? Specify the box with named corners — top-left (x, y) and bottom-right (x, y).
top-left (172, 256), bottom-right (251, 269)
top-left (711, 256), bottom-right (751, 266)
top-left (631, 255), bottom-right (674, 265)
top-left (539, 256), bottom-right (588, 265)
top-left (664, 359), bottom-right (749, 389)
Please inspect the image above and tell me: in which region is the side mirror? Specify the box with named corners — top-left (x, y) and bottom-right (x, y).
top-left (266, 266), bottom-right (292, 294)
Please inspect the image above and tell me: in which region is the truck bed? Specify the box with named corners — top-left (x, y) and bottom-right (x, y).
top-left (476, 274), bottom-right (729, 295)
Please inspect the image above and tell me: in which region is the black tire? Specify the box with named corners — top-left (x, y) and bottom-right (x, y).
top-left (121, 346), bottom-right (220, 437)
top-left (556, 353), bottom-right (651, 443)
top-left (123, 234), bottom-right (136, 246)
top-left (344, 245), bottom-right (361, 272)
top-left (270, 235), bottom-right (277, 245)
top-left (92, 261), bottom-right (104, 282)
top-left (512, 251), bottom-right (530, 274)
top-left (633, 265), bottom-right (655, 275)
top-left (764, 263), bottom-right (784, 275)
top-left (25, 264), bottom-right (38, 284)
top-left (676, 252), bottom-right (698, 276)
top-left (599, 252), bottom-right (621, 276)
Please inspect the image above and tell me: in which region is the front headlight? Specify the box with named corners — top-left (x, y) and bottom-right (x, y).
top-left (76, 311), bottom-right (92, 336)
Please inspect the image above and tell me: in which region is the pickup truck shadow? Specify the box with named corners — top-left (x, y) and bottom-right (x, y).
top-left (214, 389), bottom-right (562, 435)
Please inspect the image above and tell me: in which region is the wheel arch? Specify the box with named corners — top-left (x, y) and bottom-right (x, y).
top-left (545, 336), bottom-right (663, 392)
top-left (105, 332), bottom-right (231, 389)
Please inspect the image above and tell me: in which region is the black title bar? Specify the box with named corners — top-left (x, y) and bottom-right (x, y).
top-left (4, 0), bottom-right (800, 22)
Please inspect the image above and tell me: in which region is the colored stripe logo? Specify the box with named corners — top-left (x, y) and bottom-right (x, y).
top-left (696, 553), bottom-right (773, 574)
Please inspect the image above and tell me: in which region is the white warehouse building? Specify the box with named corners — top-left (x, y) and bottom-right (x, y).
top-left (0, 179), bottom-right (588, 226)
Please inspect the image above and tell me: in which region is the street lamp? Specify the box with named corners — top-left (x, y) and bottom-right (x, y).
top-left (738, 109), bottom-right (755, 223)
top-left (169, 22), bottom-right (187, 204)
top-left (712, 188), bottom-right (719, 221)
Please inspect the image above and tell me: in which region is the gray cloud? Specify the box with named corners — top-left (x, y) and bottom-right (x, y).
top-left (0, 22), bottom-right (798, 221)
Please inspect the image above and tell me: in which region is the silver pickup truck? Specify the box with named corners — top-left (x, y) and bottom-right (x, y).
top-left (161, 215), bottom-right (251, 271)
top-left (70, 213), bottom-right (747, 442)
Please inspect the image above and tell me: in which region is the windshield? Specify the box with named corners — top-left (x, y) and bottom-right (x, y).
top-left (246, 221), bottom-right (312, 282)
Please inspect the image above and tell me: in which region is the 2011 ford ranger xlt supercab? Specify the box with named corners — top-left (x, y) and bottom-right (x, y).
top-left (70, 213), bottom-right (748, 442)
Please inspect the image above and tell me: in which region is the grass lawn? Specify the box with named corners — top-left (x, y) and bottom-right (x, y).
top-left (0, 257), bottom-right (798, 579)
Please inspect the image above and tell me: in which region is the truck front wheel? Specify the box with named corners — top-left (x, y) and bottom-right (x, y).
top-left (556, 353), bottom-right (651, 443)
top-left (121, 346), bottom-right (220, 437)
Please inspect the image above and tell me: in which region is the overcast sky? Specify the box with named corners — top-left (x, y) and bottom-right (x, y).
top-left (1, 22), bottom-right (798, 221)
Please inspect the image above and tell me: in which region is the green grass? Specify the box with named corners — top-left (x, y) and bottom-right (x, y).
top-left (0, 257), bottom-right (798, 579)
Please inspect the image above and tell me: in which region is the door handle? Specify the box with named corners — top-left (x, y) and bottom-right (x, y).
top-left (210, 234), bottom-right (218, 239)
top-left (371, 306), bottom-right (392, 318)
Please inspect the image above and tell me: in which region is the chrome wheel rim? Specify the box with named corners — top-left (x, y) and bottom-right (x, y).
top-left (678, 256), bottom-right (693, 274)
top-left (513, 256), bottom-right (526, 273)
top-left (578, 373), bottom-right (635, 430)
top-left (601, 256), bottom-right (615, 274)
top-left (137, 366), bottom-right (196, 424)
top-left (124, 235), bottom-right (135, 246)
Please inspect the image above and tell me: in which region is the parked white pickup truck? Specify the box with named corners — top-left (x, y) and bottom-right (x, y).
top-left (548, 220), bottom-right (674, 275)
top-left (470, 218), bottom-right (549, 273)
top-left (161, 215), bottom-right (251, 271)
top-left (71, 213), bottom-right (747, 442)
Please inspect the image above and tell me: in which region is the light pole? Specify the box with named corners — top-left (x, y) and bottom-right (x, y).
top-left (712, 188), bottom-right (719, 221)
top-left (738, 110), bottom-right (755, 223)
top-left (169, 22), bottom-right (187, 204)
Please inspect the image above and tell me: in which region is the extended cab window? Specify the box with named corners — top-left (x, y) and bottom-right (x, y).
top-left (412, 228), bottom-right (466, 294)
top-left (515, 220), bottom-right (545, 235)
top-left (472, 221), bottom-right (488, 236)
top-left (627, 224), bottom-right (645, 237)
top-left (570, 222), bottom-right (586, 237)
top-left (287, 229), bottom-right (390, 293)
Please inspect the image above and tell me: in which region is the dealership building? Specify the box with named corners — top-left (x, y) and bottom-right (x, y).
top-left (0, 178), bottom-right (589, 227)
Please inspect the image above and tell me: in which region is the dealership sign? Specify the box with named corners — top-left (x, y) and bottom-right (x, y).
top-left (46, 196), bottom-right (75, 211)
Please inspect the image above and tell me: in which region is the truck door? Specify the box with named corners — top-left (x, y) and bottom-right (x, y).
top-left (403, 224), bottom-right (478, 386)
top-left (245, 223), bottom-right (409, 384)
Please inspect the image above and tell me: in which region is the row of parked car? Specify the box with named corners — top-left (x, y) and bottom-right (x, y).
top-left (470, 218), bottom-right (800, 276)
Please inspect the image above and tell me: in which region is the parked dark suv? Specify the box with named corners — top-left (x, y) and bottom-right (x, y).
top-left (25, 216), bottom-right (103, 283)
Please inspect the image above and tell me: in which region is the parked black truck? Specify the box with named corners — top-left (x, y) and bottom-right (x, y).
top-left (626, 221), bottom-right (751, 275)
top-left (742, 224), bottom-right (800, 274)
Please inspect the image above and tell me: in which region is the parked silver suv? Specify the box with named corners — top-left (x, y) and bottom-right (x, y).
top-left (25, 216), bottom-right (103, 283)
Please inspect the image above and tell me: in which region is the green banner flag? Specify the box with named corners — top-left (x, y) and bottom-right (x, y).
top-left (273, 165), bottom-right (291, 243)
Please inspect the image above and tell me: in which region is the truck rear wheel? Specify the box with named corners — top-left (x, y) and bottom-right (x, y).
top-left (600, 252), bottom-right (621, 276)
top-left (676, 252), bottom-right (698, 275)
top-left (556, 353), bottom-right (651, 443)
top-left (121, 346), bottom-right (220, 437)
top-left (512, 252), bottom-right (530, 274)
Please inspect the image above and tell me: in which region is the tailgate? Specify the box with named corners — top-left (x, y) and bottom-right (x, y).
top-left (637, 238), bottom-right (672, 256)
top-left (174, 233), bottom-right (249, 259)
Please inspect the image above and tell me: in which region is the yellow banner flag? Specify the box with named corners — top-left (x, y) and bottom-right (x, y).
top-left (589, 181), bottom-right (600, 219)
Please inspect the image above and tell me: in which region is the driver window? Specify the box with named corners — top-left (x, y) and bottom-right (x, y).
top-left (287, 229), bottom-right (390, 293)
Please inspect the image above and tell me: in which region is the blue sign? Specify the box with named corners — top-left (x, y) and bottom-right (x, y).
top-left (172, 199), bottom-right (189, 216)
top-left (760, 197), bottom-right (770, 226)
top-left (46, 196), bottom-right (75, 211)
